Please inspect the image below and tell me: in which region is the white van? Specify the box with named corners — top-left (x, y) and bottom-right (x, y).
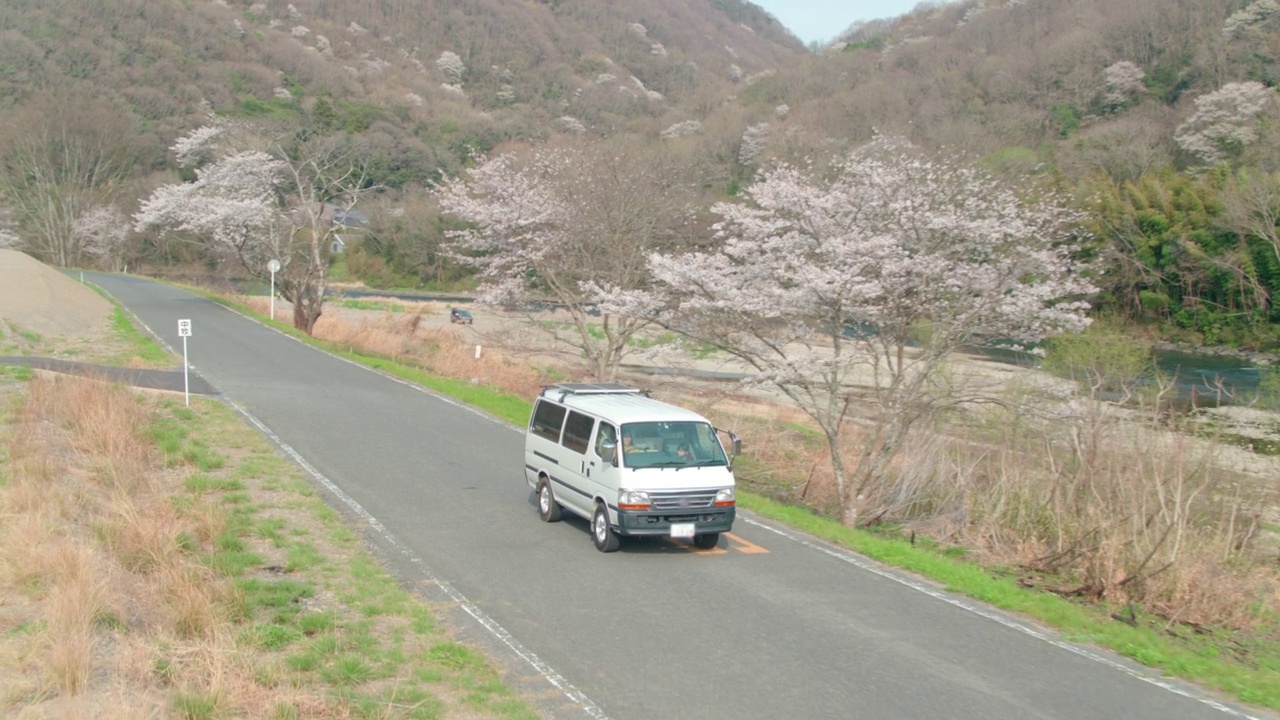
top-left (524, 382), bottom-right (740, 552)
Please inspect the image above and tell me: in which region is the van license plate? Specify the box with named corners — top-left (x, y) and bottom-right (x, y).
top-left (670, 523), bottom-right (695, 539)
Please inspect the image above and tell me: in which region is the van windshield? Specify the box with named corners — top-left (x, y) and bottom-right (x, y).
top-left (619, 422), bottom-right (727, 468)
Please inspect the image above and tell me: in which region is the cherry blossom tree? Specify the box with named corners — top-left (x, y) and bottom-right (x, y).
top-left (436, 51), bottom-right (466, 83)
top-left (75, 205), bottom-right (131, 272)
top-left (1174, 82), bottom-right (1275, 166)
top-left (135, 120), bottom-right (374, 333)
top-left (1223, 0), bottom-right (1279, 39)
top-left (650, 138), bottom-right (1097, 526)
top-left (1102, 61), bottom-right (1145, 111)
top-left (436, 141), bottom-right (698, 380)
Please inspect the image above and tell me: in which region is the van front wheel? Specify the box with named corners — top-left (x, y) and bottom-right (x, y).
top-left (693, 533), bottom-right (720, 550)
top-left (592, 503), bottom-right (620, 553)
top-left (537, 479), bottom-right (562, 523)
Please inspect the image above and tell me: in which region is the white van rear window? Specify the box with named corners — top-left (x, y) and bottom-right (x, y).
top-left (531, 400), bottom-right (566, 442)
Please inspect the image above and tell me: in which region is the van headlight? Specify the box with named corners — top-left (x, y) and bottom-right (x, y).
top-left (714, 487), bottom-right (735, 507)
top-left (618, 490), bottom-right (651, 510)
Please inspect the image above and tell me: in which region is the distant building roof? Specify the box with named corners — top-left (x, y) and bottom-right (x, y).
top-left (331, 208), bottom-right (368, 227)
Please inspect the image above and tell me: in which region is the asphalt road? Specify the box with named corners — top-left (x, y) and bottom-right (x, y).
top-left (90, 274), bottom-right (1269, 720)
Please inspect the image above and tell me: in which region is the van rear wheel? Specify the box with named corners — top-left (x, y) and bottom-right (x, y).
top-left (537, 479), bottom-right (562, 523)
top-left (592, 503), bottom-right (620, 553)
top-left (693, 533), bottom-right (720, 550)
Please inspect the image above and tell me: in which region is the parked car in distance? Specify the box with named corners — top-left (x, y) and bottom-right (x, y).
top-left (450, 308), bottom-right (474, 325)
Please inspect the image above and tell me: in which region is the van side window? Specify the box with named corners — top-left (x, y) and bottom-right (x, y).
top-left (562, 411), bottom-right (595, 455)
top-left (531, 400), bottom-right (567, 442)
top-left (595, 423), bottom-right (617, 458)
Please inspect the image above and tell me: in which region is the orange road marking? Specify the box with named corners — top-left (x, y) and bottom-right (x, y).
top-left (689, 545), bottom-right (728, 555)
top-left (724, 532), bottom-right (769, 554)
top-left (667, 538), bottom-right (727, 554)
top-left (665, 532), bottom-right (769, 555)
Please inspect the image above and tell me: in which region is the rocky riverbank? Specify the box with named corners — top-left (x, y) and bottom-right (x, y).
top-left (1152, 340), bottom-right (1280, 366)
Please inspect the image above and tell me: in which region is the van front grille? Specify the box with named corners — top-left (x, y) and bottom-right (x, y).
top-left (650, 491), bottom-right (716, 510)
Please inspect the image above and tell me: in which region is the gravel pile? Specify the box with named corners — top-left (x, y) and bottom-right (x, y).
top-left (0, 250), bottom-right (113, 338)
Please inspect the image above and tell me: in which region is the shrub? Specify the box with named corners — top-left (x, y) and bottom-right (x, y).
top-left (1042, 325), bottom-right (1156, 399)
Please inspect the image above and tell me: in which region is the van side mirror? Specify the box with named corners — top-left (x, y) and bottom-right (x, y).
top-left (601, 441), bottom-right (618, 466)
top-left (715, 428), bottom-right (743, 465)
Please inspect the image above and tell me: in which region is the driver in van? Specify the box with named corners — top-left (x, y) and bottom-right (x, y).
top-left (622, 430), bottom-right (654, 454)
top-left (676, 444), bottom-right (693, 462)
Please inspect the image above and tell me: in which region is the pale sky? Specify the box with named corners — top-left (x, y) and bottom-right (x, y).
top-left (751, 0), bottom-right (929, 46)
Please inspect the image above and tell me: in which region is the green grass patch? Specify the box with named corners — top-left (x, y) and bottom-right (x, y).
top-left (285, 542), bottom-right (324, 572)
top-left (235, 454), bottom-right (287, 480)
top-left (172, 691), bottom-right (222, 720)
top-left (285, 649), bottom-right (324, 673)
top-left (256, 517), bottom-right (287, 545)
top-left (338, 298), bottom-right (409, 313)
top-left (320, 654), bottom-right (381, 685)
top-left (350, 355), bottom-right (531, 426)
top-left (237, 578), bottom-right (314, 614)
top-left (182, 442), bottom-right (228, 470)
top-left (299, 611), bottom-right (338, 636)
top-left (427, 642), bottom-right (488, 672)
top-left (148, 416), bottom-right (189, 455)
top-left (220, 491), bottom-right (252, 505)
top-left (6, 619), bottom-right (46, 637)
top-left (211, 547), bottom-right (265, 576)
top-left (240, 622), bottom-right (302, 651)
top-left (0, 365), bottom-right (34, 381)
top-left (184, 473), bottom-right (244, 493)
top-left (107, 306), bottom-right (174, 366)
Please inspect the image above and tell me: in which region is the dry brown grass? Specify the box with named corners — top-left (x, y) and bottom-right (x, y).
top-left (1, 367), bottom-right (539, 718)
top-left (870, 401), bottom-right (1280, 630)
top-left (695, 397), bottom-right (844, 513)
top-left (42, 542), bottom-right (106, 696)
top-left (250, 295), bottom-right (551, 399)
top-left (99, 493), bottom-right (186, 573)
top-left (0, 376), bottom-right (243, 715)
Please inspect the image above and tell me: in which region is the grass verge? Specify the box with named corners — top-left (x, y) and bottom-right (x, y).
top-left (0, 375), bottom-right (538, 719)
top-left (0, 284), bottom-right (538, 719)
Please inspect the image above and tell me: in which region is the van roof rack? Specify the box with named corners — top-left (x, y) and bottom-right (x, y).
top-left (544, 382), bottom-right (645, 401)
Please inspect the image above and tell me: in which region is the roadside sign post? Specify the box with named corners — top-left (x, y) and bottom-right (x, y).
top-left (178, 319), bottom-right (192, 407)
top-left (267, 259), bottom-right (281, 320)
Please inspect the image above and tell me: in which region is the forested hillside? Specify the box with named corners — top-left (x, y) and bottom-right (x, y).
top-left (2, 0), bottom-right (1280, 349)
top-left (0, 0), bottom-right (798, 181)
top-left (739, 0), bottom-right (1280, 349)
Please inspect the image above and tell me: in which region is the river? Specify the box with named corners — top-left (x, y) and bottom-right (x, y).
top-left (974, 345), bottom-right (1271, 408)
